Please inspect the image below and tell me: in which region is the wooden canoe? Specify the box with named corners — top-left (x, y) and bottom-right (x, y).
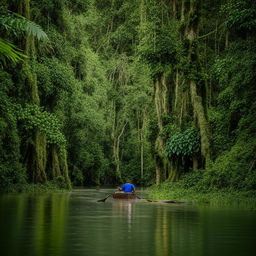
top-left (112, 193), bottom-right (136, 199)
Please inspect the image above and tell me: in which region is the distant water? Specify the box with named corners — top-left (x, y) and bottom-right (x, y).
top-left (0, 189), bottom-right (255, 256)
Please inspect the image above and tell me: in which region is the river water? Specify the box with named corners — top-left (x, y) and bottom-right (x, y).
top-left (0, 189), bottom-right (255, 256)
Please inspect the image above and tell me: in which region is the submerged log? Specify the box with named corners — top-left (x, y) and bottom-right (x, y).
top-left (142, 199), bottom-right (184, 204)
top-left (155, 200), bottom-right (184, 204)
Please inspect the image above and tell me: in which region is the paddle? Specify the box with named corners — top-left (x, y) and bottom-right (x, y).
top-left (97, 193), bottom-right (113, 202)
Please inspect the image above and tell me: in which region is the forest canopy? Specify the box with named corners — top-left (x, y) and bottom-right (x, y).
top-left (0, 0), bottom-right (256, 192)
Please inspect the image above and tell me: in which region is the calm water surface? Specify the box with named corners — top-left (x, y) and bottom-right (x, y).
top-left (0, 189), bottom-right (255, 256)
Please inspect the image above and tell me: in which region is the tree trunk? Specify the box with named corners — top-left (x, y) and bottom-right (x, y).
top-left (193, 156), bottom-right (199, 170)
top-left (112, 115), bottom-right (127, 182)
top-left (225, 31), bottom-right (229, 48)
top-left (140, 0), bottom-right (147, 23)
top-left (60, 150), bottom-right (72, 189)
top-left (156, 166), bottom-right (161, 185)
top-left (50, 145), bottom-right (61, 178)
top-left (190, 81), bottom-right (211, 166)
top-left (172, 0), bottom-right (177, 19)
top-left (183, 0), bottom-right (211, 168)
top-left (111, 101), bottom-right (121, 182)
top-left (167, 157), bottom-right (179, 182)
top-left (154, 74), bottom-right (171, 183)
top-left (140, 110), bottom-right (146, 180)
top-left (19, 0), bottom-right (48, 183)
top-left (31, 130), bottom-right (47, 183)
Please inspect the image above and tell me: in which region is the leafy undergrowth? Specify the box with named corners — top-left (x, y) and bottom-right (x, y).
top-left (0, 181), bottom-right (71, 194)
top-left (148, 183), bottom-right (256, 209)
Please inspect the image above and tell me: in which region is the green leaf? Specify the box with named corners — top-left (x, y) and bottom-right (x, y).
top-left (0, 38), bottom-right (27, 64)
top-left (0, 12), bottom-right (48, 41)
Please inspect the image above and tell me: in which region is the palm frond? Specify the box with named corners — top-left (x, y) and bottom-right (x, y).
top-left (0, 12), bottom-right (48, 41)
top-left (25, 21), bottom-right (48, 40)
top-left (0, 38), bottom-right (27, 64)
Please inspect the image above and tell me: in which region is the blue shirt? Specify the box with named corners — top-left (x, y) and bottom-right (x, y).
top-left (121, 183), bottom-right (135, 193)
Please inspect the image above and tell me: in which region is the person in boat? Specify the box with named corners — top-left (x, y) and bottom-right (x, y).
top-left (118, 180), bottom-right (135, 193)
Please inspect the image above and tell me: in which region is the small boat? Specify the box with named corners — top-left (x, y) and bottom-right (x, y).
top-left (112, 192), bottom-right (136, 199)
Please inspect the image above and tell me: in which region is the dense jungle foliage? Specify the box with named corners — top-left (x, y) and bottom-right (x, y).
top-left (0, 0), bottom-right (256, 193)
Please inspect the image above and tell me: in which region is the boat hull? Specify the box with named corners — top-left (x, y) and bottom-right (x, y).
top-left (112, 193), bottom-right (136, 199)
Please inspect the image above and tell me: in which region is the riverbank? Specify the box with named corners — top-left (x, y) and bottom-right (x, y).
top-left (0, 180), bottom-right (71, 194)
top-left (148, 183), bottom-right (256, 209)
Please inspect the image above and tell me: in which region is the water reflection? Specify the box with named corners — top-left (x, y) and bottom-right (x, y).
top-left (113, 199), bottom-right (135, 234)
top-left (0, 193), bottom-right (70, 256)
top-left (154, 204), bottom-right (203, 256)
top-left (0, 190), bottom-right (255, 256)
